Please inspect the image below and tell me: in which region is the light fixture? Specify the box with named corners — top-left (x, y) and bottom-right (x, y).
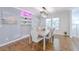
top-left (40, 11), bottom-right (48, 18)
top-left (35, 7), bottom-right (54, 18)
top-left (40, 7), bottom-right (48, 18)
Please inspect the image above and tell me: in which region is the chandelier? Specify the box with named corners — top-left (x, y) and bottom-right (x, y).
top-left (40, 7), bottom-right (48, 18)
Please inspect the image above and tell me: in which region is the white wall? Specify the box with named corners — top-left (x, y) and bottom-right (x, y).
top-left (52, 10), bottom-right (72, 35)
top-left (40, 17), bottom-right (46, 28)
top-left (37, 10), bottom-right (72, 35)
top-left (31, 16), bottom-right (39, 42)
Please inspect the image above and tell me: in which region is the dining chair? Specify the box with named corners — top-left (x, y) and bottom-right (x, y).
top-left (31, 27), bottom-right (44, 42)
top-left (31, 29), bottom-right (43, 50)
top-left (45, 28), bottom-right (55, 43)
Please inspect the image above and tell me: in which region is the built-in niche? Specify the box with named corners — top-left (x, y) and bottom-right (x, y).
top-left (20, 9), bottom-right (32, 26)
top-left (20, 17), bottom-right (32, 26)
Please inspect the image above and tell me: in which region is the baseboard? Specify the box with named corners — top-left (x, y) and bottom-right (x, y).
top-left (0, 34), bottom-right (30, 47)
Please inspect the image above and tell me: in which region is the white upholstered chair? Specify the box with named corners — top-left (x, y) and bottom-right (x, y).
top-left (31, 28), bottom-right (43, 43)
top-left (45, 28), bottom-right (55, 43)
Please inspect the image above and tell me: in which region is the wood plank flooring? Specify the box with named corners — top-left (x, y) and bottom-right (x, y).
top-left (0, 35), bottom-right (79, 51)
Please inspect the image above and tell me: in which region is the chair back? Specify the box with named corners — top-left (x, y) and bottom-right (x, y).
top-left (31, 28), bottom-right (38, 42)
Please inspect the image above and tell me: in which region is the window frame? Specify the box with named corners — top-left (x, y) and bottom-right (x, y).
top-left (46, 17), bottom-right (60, 30)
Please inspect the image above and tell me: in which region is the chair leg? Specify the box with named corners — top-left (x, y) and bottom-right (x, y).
top-left (28, 35), bottom-right (32, 45)
top-left (50, 35), bottom-right (54, 43)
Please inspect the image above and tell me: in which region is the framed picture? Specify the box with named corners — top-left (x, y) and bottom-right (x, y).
top-left (4, 16), bottom-right (17, 24)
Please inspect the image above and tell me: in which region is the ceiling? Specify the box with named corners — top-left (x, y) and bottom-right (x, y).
top-left (17, 7), bottom-right (72, 16)
top-left (0, 7), bottom-right (74, 19)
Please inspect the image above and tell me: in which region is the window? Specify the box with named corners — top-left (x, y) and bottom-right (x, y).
top-left (46, 18), bottom-right (51, 28)
top-left (72, 9), bottom-right (79, 37)
top-left (72, 18), bottom-right (79, 36)
top-left (46, 17), bottom-right (60, 30)
top-left (52, 18), bottom-right (60, 30)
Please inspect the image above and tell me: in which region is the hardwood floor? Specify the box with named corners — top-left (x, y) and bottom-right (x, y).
top-left (54, 35), bottom-right (73, 51)
top-left (0, 35), bottom-right (79, 51)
